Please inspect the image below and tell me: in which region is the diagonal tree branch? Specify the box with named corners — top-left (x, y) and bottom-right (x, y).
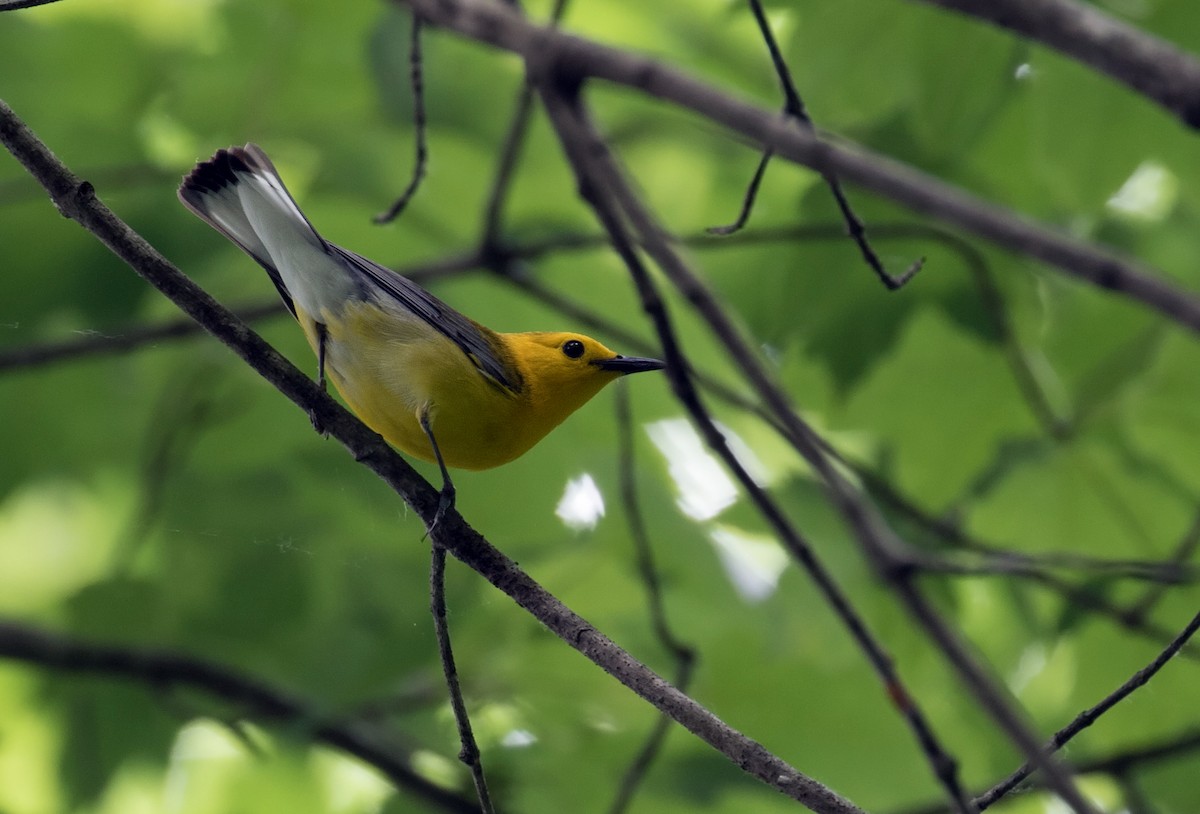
top-left (905, 0), bottom-right (1200, 129)
top-left (534, 76), bottom-right (1103, 812)
top-left (0, 97), bottom-right (864, 814)
top-left (536, 82), bottom-right (979, 814)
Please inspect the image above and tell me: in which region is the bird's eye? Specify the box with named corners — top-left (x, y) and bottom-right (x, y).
top-left (562, 339), bottom-right (586, 359)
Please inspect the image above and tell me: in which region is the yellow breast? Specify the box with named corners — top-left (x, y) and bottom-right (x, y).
top-left (296, 300), bottom-right (540, 470)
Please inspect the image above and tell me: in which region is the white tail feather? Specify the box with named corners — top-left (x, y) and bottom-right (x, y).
top-left (179, 145), bottom-right (356, 318)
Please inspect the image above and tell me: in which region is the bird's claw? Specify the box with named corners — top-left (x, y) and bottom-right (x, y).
top-left (309, 409), bottom-right (328, 437)
top-left (424, 482), bottom-right (457, 541)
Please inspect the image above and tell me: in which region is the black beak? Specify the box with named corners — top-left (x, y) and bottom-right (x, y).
top-left (593, 354), bottom-right (666, 374)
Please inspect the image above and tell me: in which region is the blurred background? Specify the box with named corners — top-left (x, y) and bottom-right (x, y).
top-left (1, 0), bottom-right (1199, 812)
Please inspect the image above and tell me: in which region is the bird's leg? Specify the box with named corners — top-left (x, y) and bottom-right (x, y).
top-left (309, 322), bottom-right (329, 436)
top-left (419, 406), bottom-right (456, 535)
top-left (315, 322), bottom-right (328, 392)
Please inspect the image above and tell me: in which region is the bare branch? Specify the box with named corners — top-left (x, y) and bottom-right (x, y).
top-left (1022, 570), bottom-right (1200, 662)
top-left (0, 619), bottom-right (478, 814)
top-left (906, 0), bottom-right (1200, 128)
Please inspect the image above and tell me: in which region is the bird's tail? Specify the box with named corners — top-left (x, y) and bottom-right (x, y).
top-left (178, 144), bottom-right (334, 317)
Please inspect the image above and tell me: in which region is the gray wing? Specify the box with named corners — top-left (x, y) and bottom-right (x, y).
top-left (328, 244), bottom-right (521, 394)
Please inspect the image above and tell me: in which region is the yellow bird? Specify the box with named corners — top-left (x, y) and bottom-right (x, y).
top-left (178, 144), bottom-right (663, 517)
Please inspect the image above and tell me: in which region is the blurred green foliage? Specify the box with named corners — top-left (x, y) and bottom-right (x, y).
top-left (2, 0), bottom-right (1199, 812)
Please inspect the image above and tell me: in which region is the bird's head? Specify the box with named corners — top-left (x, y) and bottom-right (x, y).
top-left (505, 331), bottom-right (664, 425)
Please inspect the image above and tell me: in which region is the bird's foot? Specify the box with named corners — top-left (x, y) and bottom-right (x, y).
top-left (424, 481), bottom-right (457, 541)
top-left (309, 409), bottom-right (328, 437)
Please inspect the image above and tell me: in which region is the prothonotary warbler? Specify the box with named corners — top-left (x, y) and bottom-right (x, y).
top-left (178, 144), bottom-right (664, 522)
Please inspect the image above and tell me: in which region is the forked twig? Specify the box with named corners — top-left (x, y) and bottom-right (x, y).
top-left (710, 0), bottom-right (923, 289)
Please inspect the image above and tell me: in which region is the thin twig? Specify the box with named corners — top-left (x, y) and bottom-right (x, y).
top-left (707, 148), bottom-right (771, 236)
top-left (976, 609), bottom-right (1200, 810)
top-left (375, 14), bottom-right (429, 224)
top-left (0, 620), bottom-right (478, 813)
top-left (346, 678), bottom-right (445, 723)
top-left (614, 385), bottom-right (695, 671)
top-left (910, 552), bottom-right (1196, 584)
top-left (818, 442), bottom-right (1200, 631)
top-left (851, 472), bottom-right (1200, 661)
top-left (430, 545), bottom-right (495, 813)
top-left (113, 367), bottom-right (224, 570)
top-left (608, 384), bottom-right (696, 814)
top-left (1075, 728), bottom-right (1200, 776)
